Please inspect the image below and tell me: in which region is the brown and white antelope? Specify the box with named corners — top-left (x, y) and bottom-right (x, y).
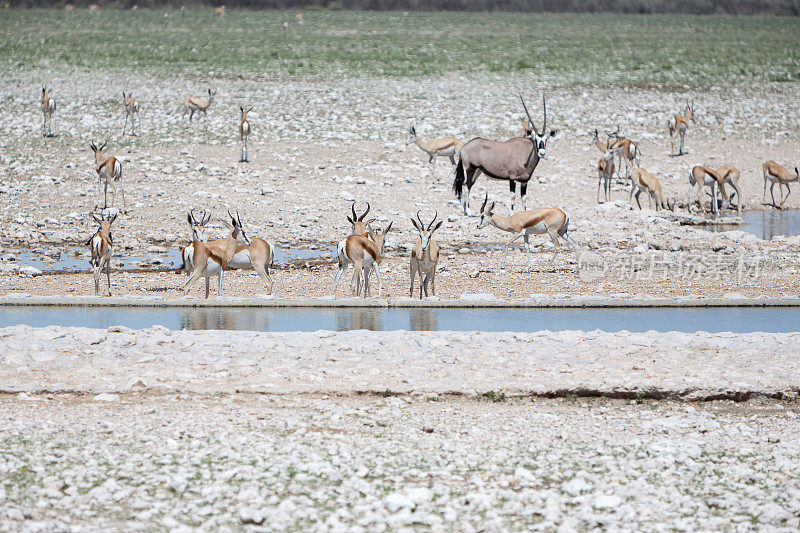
top-left (668, 100), bottom-right (695, 156)
top-left (88, 4), bottom-right (101, 14)
top-left (183, 209), bottom-right (276, 295)
top-left (332, 222), bottom-right (393, 298)
top-left (183, 88), bottom-right (215, 122)
top-left (122, 91), bottom-right (139, 136)
top-left (454, 93), bottom-right (556, 215)
top-left (346, 201), bottom-right (375, 237)
top-left (40, 87), bottom-right (56, 137)
top-left (687, 165), bottom-right (739, 215)
top-left (763, 160), bottom-right (799, 210)
top-left (593, 130), bottom-right (615, 203)
top-left (600, 128), bottom-right (640, 183)
top-left (183, 211), bottom-right (248, 298)
top-left (65, 4), bottom-right (76, 14)
top-left (90, 142), bottom-right (126, 212)
top-left (239, 105), bottom-right (251, 162)
top-left (630, 168), bottom-right (674, 211)
top-left (215, 5), bottom-right (225, 17)
top-left (406, 125), bottom-right (464, 180)
top-left (409, 211), bottom-right (443, 299)
top-left (86, 212), bottom-right (116, 296)
top-left (477, 194), bottom-right (578, 269)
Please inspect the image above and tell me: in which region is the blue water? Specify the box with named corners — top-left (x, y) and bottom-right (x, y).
top-left (0, 306), bottom-right (797, 333)
top-left (703, 209), bottom-right (800, 239)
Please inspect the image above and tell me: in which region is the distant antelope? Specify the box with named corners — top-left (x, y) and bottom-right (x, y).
top-left (215, 5), bottom-right (225, 17)
top-left (593, 130), bottom-right (615, 203)
top-left (88, 4), bottom-right (101, 13)
top-left (454, 93), bottom-right (556, 215)
top-left (183, 88), bottom-right (215, 122)
top-left (132, 4), bottom-right (138, 11)
top-left (763, 161), bottom-right (799, 210)
top-left (332, 222), bottom-right (393, 298)
top-left (668, 100), bottom-right (694, 156)
top-left (183, 211), bottom-right (248, 298)
top-left (407, 125), bottom-right (464, 180)
top-left (239, 105), bottom-right (251, 162)
top-left (91, 142), bottom-right (126, 212)
top-left (295, 12), bottom-right (303, 24)
top-left (86, 212), bottom-right (116, 296)
top-left (283, 21), bottom-right (289, 39)
top-left (163, 12), bottom-right (169, 28)
top-left (346, 201), bottom-right (375, 237)
top-left (65, 4), bottom-right (76, 14)
top-left (122, 91), bottom-right (139, 136)
top-left (183, 209), bottom-right (276, 295)
top-left (630, 168), bottom-right (674, 211)
top-left (409, 211), bottom-right (443, 299)
top-left (40, 87), bottom-right (56, 137)
top-left (687, 165), bottom-right (740, 215)
top-left (477, 194), bottom-right (578, 269)
top-left (599, 128), bottom-right (639, 182)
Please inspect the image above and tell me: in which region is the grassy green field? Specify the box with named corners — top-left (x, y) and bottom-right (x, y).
top-left (1, 9), bottom-right (798, 84)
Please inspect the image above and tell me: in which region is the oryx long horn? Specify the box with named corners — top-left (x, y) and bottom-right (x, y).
top-left (481, 193), bottom-right (488, 213)
top-left (542, 93), bottom-right (547, 133)
top-left (358, 202), bottom-right (370, 221)
top-left (428, 210), bottom-right (438, 231)
top-left (519, 93), bottom-right (539, 136)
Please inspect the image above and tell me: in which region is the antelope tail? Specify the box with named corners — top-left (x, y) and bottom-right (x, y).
top-left (453, 157), bottom-right (465, 199)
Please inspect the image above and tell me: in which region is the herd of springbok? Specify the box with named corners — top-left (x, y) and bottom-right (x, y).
top-left (37, 82), bottom-right (797, 298)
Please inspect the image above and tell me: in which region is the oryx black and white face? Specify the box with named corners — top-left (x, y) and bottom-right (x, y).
top-left (519, 93), bottom-right (556, 159)
top-left (531, 130), bottom-right (557, 159)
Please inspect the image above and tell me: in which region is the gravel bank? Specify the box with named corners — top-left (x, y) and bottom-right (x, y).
top-left (2, 325), bottom-right (798, 399)
top-left (1, 394), bottom-right (798, 531)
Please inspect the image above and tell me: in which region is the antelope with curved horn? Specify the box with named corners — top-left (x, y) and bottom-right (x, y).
top-left (406, 125), bottom-right (464, 180)
top-left (86, 212), bottom-right (116, 296)
top-left (687, 165), bottom-right (740, 215)
top-left (630, 168), bottom-right (675, 211)
top-left (606, 129), bottom-right (640, 183)
top-left (668, 100), bottom-right (695, 156)
top-left (181, 208), bottom-right (212, 286)
top-left (332, 222), bottom-right (393, 298)
top-left (90, 142), bottom-right (126, 212)
top-left (409, 211), bottom-right (443, 299)
top-left (346, 201), bottom-right (374, 237)
top-left (40, 87), bottom-right (56, 137)
top-left (763, 161), bottom-right (799, 210)
top-left (239, 105), bottom-right (251, 162)
top-left (593, 130), bottom-right (615, 203)
top-left (478, 194), bottom-right (578, 269)
top-left (716, 165), bottom-right (743, 211)
top-left (183, 88), bottom-right (215, 122)
top-left (183, 211), bottom-right (248, 298)
top-left (454, 93), bottom-right (557, 215)
top-left (122, 91), bottom-right (139, 136)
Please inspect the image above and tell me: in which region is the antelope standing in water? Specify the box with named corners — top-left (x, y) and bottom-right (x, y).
top-left (630, 168), bottom-right (675, 211)
top-left (183, 211), bottom-right (248, 298)
top-left (183, 209), bottom-right (276, 295)
top-left (183, 88), bottom-right (215, 122)
top-left (409, 211), bottom-right (443, 299)
top-left (239, 106), bottom-right (251, 162)
top-left (332, 222), bottom-right (393, 298)
top-left (40, 87), bottom-right (56, 137)
top-left (87, 212), bottom-right (116, 296)
top-left (454, 93), bottom-right (556, 215)
top-left (763, 161), bottom-right (799, 210)
top-left (478, 195), bottom-right (578, 269)
top-left (406, 125), bottom-right (464, 180)
top-left (122, 92), bottom-right (139, 136)
top-left (91, 142), bottom-right (126, 212)
top-left (668, 100), bottom-right (694, 156)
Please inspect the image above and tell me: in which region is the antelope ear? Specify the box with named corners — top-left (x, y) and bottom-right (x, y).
top-left (109, 213), bottom-right (117, 224)
top-left (432, 221), bottom-right (443, 232)
top-left (92, 213), bottom-right (102, 223)
top-left (187, 212), bottom-right (193, 224)
top-left (549, 130), bottom-right (558, 138)
top-left (240, 105), bottom-right (243, 112)
top-left (385, 221), bottom-right (393, 233)
top-left (364, 218), bottom-right (376, 225)
top-left (346, 216), bottom-right (354, 224)
top-left (410, 218), bottom-right (420, 230)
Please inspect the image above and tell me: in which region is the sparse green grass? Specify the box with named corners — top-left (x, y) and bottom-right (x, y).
top-left (0, 9), bottom-right (798, 84)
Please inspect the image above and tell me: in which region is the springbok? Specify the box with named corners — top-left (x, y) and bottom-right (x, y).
top-left (668, 100), bottom-right (695, 156)
top-left (687, 165), bottom-right (740, 215)
top-left (239, 105), bottom-right (251, 162)
top-left (409, 211), bottom-right (443, 299)
top-left (603, 129), bottom-right (640, 183)
top-left (65, 4), bottom-right (76, 14)
top-left (477, 194), bottom-right (578, 269)
top-left (593, 130), bottom-right (615, 203)
top-left (454, 93), bottom-right (556, 215)
top-left (215, 5), bottom-right (225, 17)
top-left (122, 91), bottom-right (139, 136)
top-left (763, 161), bottom-right (799, 210)
top-left (183, 88), bottom-right (215, 122)
top-left (86, 212), bottom-right (116, 296)
top-left (630, 168), bottom-right (675, 211)
top-left (91, 142), bottom-right (126, 212)
top-left (183, 211), bottom-right (248, 298)
top-left (88, 4), bottom-right (101, 14)
top-left (183, 209), bottom-right (276, 295)
top-left (40, 87), bottom-right (56, 137)
top-left (406, 125), bottom-right (464, 180)
top-left (346, 202), bottom-right (374, 237)
top-left (283, 21), bottom-right (289, 39)
top-left (332, 222), bottom-right (393, 298)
